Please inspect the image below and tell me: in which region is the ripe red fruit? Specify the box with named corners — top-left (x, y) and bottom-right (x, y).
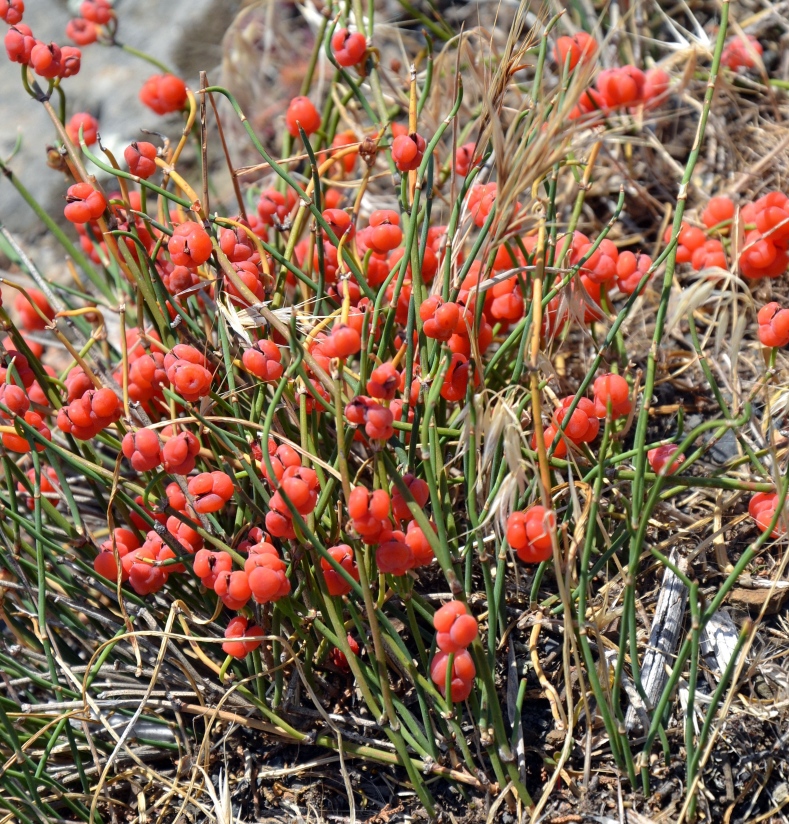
top-left (325, 324), bottom-right (361, 359)
top-left (124, 141), bottom-right (157, 178)
top-left (331, 27), bottom-right (366, 67)
top-left (431, 649), bottom-right (475, 702)
top-left (256, 188), bottom-right (296, 226)
top-left (64, 182), bottom-right (106, 223)
top-left (126, 351), bottom-right (167, 402)
top-left (748, 491), bottom-right (785, 538)
top-left (18, 466), bottom-right (59, 510)
top-left (740, 230), bottom-right (788, 279)
top-left (30, 40), bottom-right (62, 78)
top-left (506, 505), bottom-right (555, 563)
top-left (139, 74), bottom-right (187, 115)
top-left (66, 18), bottom-right (98, 46)
top-left (454, 142), bottom-right (480, 176)
top-left (65, 112), bottom-right (98, 145)
top-left (433, 600), bottom-right (478, 653)
top-left (165, 346), bottom-right (213, 402)
top-left (321, 545), bottom-right (359, 596)
top-left (368, 210), bottom-right (402, 253)
top-left (404, 520), bottom-right (435, 567)
top-left (56, 388), bottom-right (119, 440)
top-left (0, 0), bottom-right (24, 25)
top-left (579, 238), bottom-right (619, 285)
top-left (122, 429), bottom-right (161, 472)
top-left (80, 0), bottom-right (113, 24)
top-left (754, 192), bottom-right (789, 245)
top-left (285, 96), bottom-right (321, 138)
top-left (596, 65), bottom-right (646, 108)
top-left (758, 302), bottom-right (789, 348)
top-left (592, 373), bottom-right (631, 419)
top-left (222, 616), bottom-right (264, 659)
top-left (647, 444), bottom-right (685, 475)
top-left (168, 221), bottom-right (212, 268)
top-left (721, 35), bottom-right (762, 71)
top-left (161, 430), bottom-right (201, 474)
top-left (391, 133), bottom-right (426, 172)
top-left (242, 339), bottom-right (283, 382)
top-left (420, 296), bottom-right (460, 342)
top-left (194, 548), bottom-right (233, 589)
top-left (467, 182), bottom-right (498, 228)
top-left (188, 471), bottom-right (234, 513)
top-left (690, 239), bottom-right (727, 272)
top-left (555, 396), bottom-right (599, 445)
top-left (5, 23), bottom-right (35, 63)
top-left (14, 288), bottom-right (53, 331)
top-left (367, 362), bottom-right (399, 400)
top-left (616, 251), bottom-right (652, 294)
top-left (441, 353), bottom-right (476, 402)
top-left (246, 545), bottom-right (290, 602)
top-left (349, 486), bottom-right (391, 543)
top-left (701, 196), bottom-right (736, 230)
top-left (642, 68), bottom-right (671, 109)
top-left (391, 473), bottom-right (429, 522)
top-left (2, 409), bottom-right (50, 453)
top-left (376, 532), bottom-right (413, 575)
top-left (276, 466), bottom-right (319, 515)
top-left (0, 384), bottom-right (29, 418)
top-left (329, 634), bottom-right (360, 672)
top-left (59, 45), bottom-right (81, 77)
top-left (554, 31), bottom-right (597, 71)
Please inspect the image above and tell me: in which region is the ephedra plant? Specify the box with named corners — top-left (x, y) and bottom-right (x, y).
top-left (0, 0), bottom-right (788, 821)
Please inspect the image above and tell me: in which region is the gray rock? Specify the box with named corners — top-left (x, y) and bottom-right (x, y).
top-left (0, 0), bottom-right (241, 238)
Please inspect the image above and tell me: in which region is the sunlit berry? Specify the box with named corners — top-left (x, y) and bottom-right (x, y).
top-left (285, 96), bottom-right (321, 138)
top-left (321, 545), bottom-right (359, 596)
top-left (66, 18), bottom-right (98, 46)
top-left (368, 210), bottom-right (402, 253)
top-left (0, 0), bottom-right (24, 25)
top-left (758, 302), bottom-right (789, 348)
top-left (161, 430), bottom-right (201, 474)
top-left (555, 396), bottom-right (599, 444)
top-left (222, 616), bottom-right (263, 659)
top-left (59, 46), bottom-right (81, 77)
top-left (506, 505), bottom-right (555, 563)
top-left (434, 600), bottom-right (478, 653)
top-left (391, 132), bottom-right (426, 172)
top-left (721, 35), bottom-right (762, 71)
top-left (168, 221), bottom-right (212, 268)
top-left (122, 428), bottom-right (161, 472)
top-left (616, 250), bottom-right (652, 294)
top-left (647, 444), bottom-right (685, 475)
top-left (5, 23), bottom-right (34, 63)
top-left (431, 649), bottom-right (475, 702)
top-left (554, 31), bottom-right (597, 71)
top-left (592, 373), bottom-right (631, 419)
top-left (124, 141), bottom-right (157, 178)
top-left (331, 27), bottom-right (366, 67)
top-left (391, 473), bottom-right (429, 522)
top-left (66, 111), bottom-right (98, 145)
top-left (64, 182), bottom-right (106, 223)
top-left (186, 470), bottom-right (233, 513)
top-left (139, 74), bottom-right (187, 115)
top-left (376, 533), bottom-right (413, 575)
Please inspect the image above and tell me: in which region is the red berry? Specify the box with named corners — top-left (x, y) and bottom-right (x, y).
top-left (554, 32), bottom-right (597, 71)
top-left (592, 373), bottom-right (631, 419)
top-left (431, 650), bottom-right (475, 701)
top-left (168, 221), bottom-right (212, 268)
top-left (59, 46), bottom-right (81, 78)
top-left (122, 428), bottom-right (161, 472)
top-left (721, 35), bottom-right (762, 71)
top-left (64, 182), bottom-right (106, 223)
top-left (139, 74), bottom-right (187, 115)
top-left (161, 430), bottom-right (201, 474)
top-left (285, 96), bottom-right (321, 138)
top-left (647, 444), bottom-right (685, 475)
top-left (368, 210), bottom-right (402, 253)
top-left (321, 545), bottom-right (359, 596)
top-left (391, 133), bottom-right (426, 172)
top-left (0, 0), bottom-right (24, 25)
top-left (66, 18), bottom-right (98, 46)
top-left (506, 505), bottom-right (555, 563)
top-left (331, 28), bottom-right (366, 67)
top-left (433, 600), bottom-right (478, 652)
top-left (5, 23), bottom-right (34, 63)
top-left (124, 141), bottom-right (157, 178)
top-left (188, 470), bottom-right (234, 513)
top-left (758, 302), bottom-right (789, 348)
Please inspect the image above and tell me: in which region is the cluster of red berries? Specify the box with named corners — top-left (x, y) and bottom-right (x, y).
top-left (4, 13), bottom-right (83, 81)
top-left (430, 601), bottom-right (478, 701)
top-left (749, 492), bottom-right (785, 539)
top-left (65, 0), bottom-right (114, 46)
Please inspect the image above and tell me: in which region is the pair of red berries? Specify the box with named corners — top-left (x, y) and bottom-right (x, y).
top-left (164, 344), bottom-right (213, 402)
top-left (429, 601), bottom-right (478, 702)
top-left (331, 27), bottom-right (366, 68)
top-left (64, 183), bottom-right (106, 224)
top-left (392, 132), bottom-right (426, 172)
top-left (345, 396), bottom-right (394, 441)
top-left (139, 74), bottom-right (187, 115)
top-left (506, 505), bottom-right (555, 564)
top-left (758, 303), bottom-right (789, 348)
